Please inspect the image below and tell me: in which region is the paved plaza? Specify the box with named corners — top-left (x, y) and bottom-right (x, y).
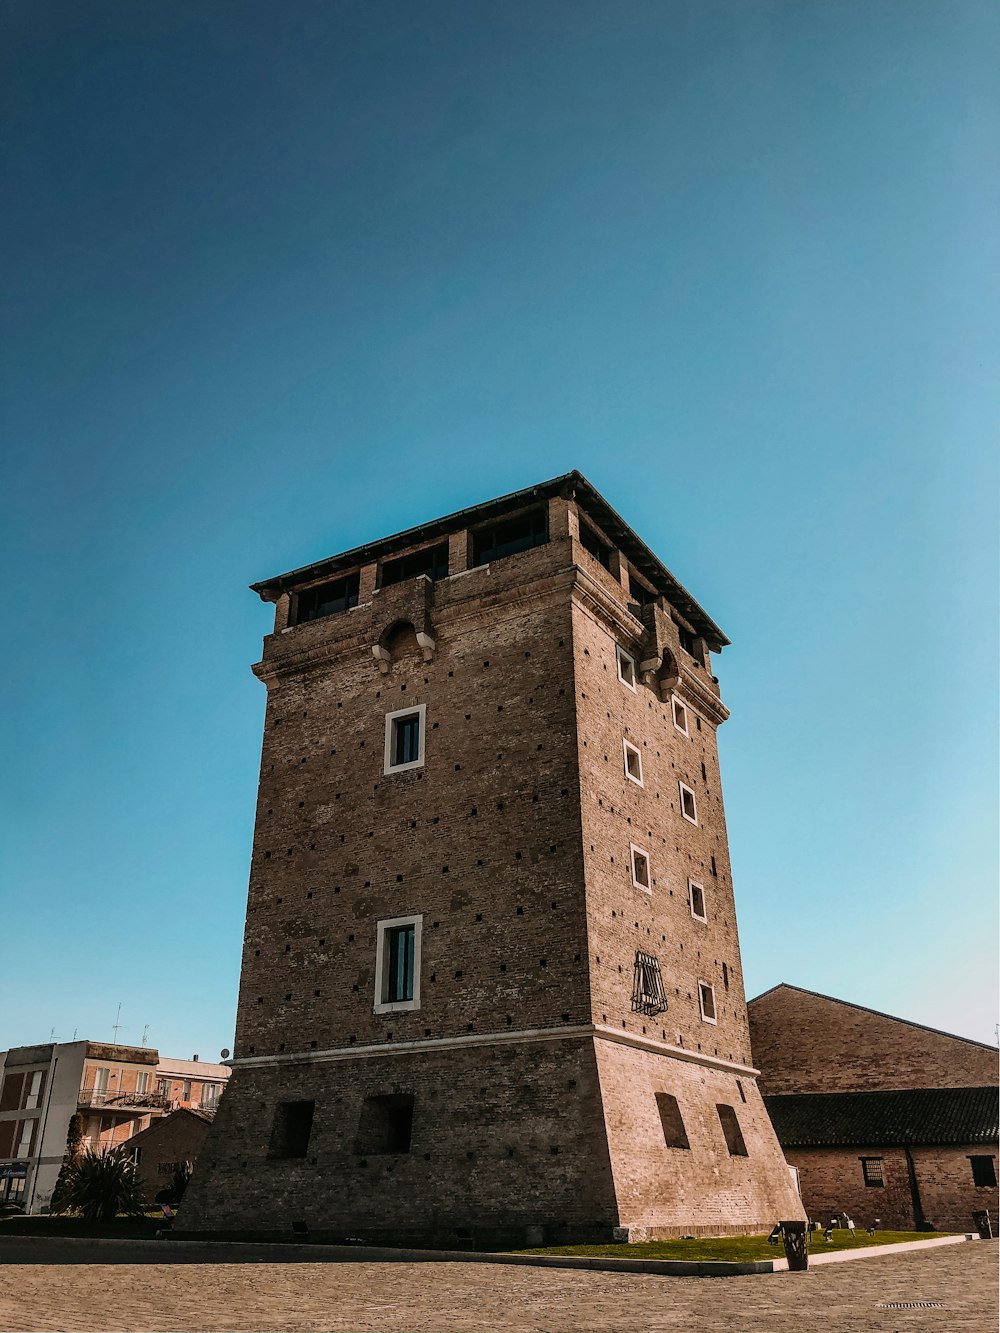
top-left (0, 1240), bottom-right (995, 1332)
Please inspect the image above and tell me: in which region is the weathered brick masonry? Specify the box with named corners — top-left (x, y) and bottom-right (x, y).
top-left (182, 473), bottom-right (803, 1244)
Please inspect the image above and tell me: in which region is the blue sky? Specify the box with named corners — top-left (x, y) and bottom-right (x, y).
top-left (2, 0), bottom-right (996, 1059)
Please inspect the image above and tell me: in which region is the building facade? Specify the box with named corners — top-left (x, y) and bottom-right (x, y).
top-left (0, 1042), bottom-right (229, 1213)
top-left (748, 985), bottom-right (999, 1232)
top-left (126, 1108), bottom-right (215, 1204)
top-left (182, 473), bottom-right (803, 1244)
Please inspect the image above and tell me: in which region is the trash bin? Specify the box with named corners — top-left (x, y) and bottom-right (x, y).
top-left (972, 1210), bottom-right (993, 1240)
top-left (780, 1220), bottom-right (808, 1271)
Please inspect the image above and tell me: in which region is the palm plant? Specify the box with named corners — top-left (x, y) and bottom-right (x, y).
top-left (50, 1145), bottom-right (146, 1221)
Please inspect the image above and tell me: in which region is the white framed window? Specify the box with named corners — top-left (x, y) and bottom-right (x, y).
top-left (679, 781), bottom-right (698, 825)
top-left (698, 981), bottom-right (717, 1024)
top-left (15, 1120), bottom-right (34, 1156)
top-left (616, 646), bottom-right (637, 691)
top-left (630, 844), bottom-right (651, 893)
top-left (383, 703), bottom-right (427, 774)
top-left (623, 739), bottom-right (643, 786)
top-left (671, 695), bottom-right (689, 736)
top-left (689, 879), bottom-right (707, 922)
top-left (374, 914), bottom-right (423, 1014)
top-left (135, 1070), bottom-right (150, 1095)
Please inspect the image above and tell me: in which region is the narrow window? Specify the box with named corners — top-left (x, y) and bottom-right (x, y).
top-left (698, 981), bottom-right (717, 1024)
top-left (679, 782), bottom-right (698, 825)
top-left (268, 1100), bottom-right (314, 1159)
top-left (374, 915), bottom-right (423, 1014)
top-left (23, 1071), bottom-right (43, 1110)
top-left (970, 1155), bottom-right (997, 1187)
top-left (379, 542), bottom-right (449, 588)
top-left (616, 646), bottom-right (637, 691)
top-left (689, 880), bottom-right (707, 922)
top-left (135, 1071), bottom-right (149, 1096)
top-left (578, 521), bottom-right (611, 570)
top-left (722, 961), bottom-right (729, 990)
top-left (471, 506), bottom-right (548, 566)
top-left (630, 844), bottom-right (651, 893)
top-left (292, 573), bottom-right (360, 625)
top-left (384, 705), bottom-right (426, 773)
top-left (676, 621), bottom-right (699, 657)
top-left (632, 951), bottom-right (668, 1015)
top-left (15, 1121), bottom-right (34, 1157)
top-left (655, 1093), bottom-right (689, 1149)
top-left (355, 1093), bottom-right (414, 1154)
top-left (860, 1156), bottom-right (885, 1188)
top-left (671, 696), bottom-right (689, 736)
top-left (623, 739), bottom-right (643, 786)
top-left (717, 1104), bottom-right (748, 1156)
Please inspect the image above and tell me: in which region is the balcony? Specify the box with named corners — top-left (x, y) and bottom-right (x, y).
top-left (78, 1087), bottom-right (171, 1110)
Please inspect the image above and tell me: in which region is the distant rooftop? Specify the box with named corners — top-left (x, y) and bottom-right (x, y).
top-left (766, 1087), bottom-right (999, 1148)
top-left (250, 471), bottom-right (729, 651)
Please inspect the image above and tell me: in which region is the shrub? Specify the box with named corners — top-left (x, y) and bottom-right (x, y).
top-left (50, 1146), bottom-right (146, 1222)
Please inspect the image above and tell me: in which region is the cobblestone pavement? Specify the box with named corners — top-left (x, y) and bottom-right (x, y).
top-left (0, 1242), bottom-right (994, 1333)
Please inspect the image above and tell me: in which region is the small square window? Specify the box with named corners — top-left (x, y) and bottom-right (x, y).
top-left (717, 1103), bottom-right (748, 1156)
top-left (616, 646), bottom-right (637, 691)
top-left (623, 739), bottom-right (643, 786)
top-left (689, 880), bottom-right (707, 922)
top-left (374, 915), bottom-right (423, 1014)
top-left (860, 1156), bottom-right (885, 1188)
top-left (630, 844), bottom-right (651, 893)
top-left (671, 696), bottom-right (689, 736)
top-left (384, 704), bottom-right (426, 773)
top-left (679, 782), bottom-right (698, 825)
top-left (698, 981), bottom-right (716, 1023)
top-left (355, 1093), bottom-right (414, 1155)
top-left (970, 1155), bottom-right (997, 1187)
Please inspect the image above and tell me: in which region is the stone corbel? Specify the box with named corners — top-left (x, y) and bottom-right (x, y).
top-left (372, 644), bottom-right (392, 674)
top-left (415, 632), bottom-right (436, 662)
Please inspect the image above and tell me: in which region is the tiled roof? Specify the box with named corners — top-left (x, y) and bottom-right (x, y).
top-left (765, 1087), bottom-right (999, 1148)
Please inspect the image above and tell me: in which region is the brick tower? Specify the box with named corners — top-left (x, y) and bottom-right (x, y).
top-left (182, 473), bottom-right (803, 1243)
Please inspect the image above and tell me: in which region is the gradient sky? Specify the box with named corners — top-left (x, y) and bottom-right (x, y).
top-left (2, 0), bottom-right (997, 1061)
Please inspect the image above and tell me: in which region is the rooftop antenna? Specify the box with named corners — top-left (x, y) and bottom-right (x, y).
top-left (141, 1024), bottom-right (150, 1047)
top-left (49, 1027), bottom-right (55, 1041)
top-left (111, 1002), bottom-right (122, 1044)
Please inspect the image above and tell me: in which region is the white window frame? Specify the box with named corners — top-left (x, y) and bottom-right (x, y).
top-left (698, 981), bottom-right (717, 1024)
top-left (623, 738), bottom-right (644, 786)
top-left (630, 844), bottom-right (652, 894)
top-left (689, 878), bottom-right (707, 922)
top-left (383, 703), bottom-right (427, 774)
top-left (374, 913), bottom-right (423, 1015)
top-left (16, 1120), bottom-right (34, 1156)
top-left (616, 646), bottom-right (637, 692)
top-left (671, 694), bottom-right (689, 736)
top-left (24, 1071), bottom-right (43, 1110)
top-left (679, 781), bottom-right (698, 825)
top-left (135, 1070), bottom-right (149, 1095)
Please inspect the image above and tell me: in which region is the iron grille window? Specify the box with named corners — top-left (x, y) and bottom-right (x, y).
top-left (632, 951), bottom-right (667, 1016)
top-left (293, 573), bottom-right (360, 624)
top-left (379, 542), bottom-right (449, 588)
top-left (471, 506), bottom-right (548, 566)
top-left (385, 925), bottom-right (416, 1004)
top-left (860, 1156), bottom-right (884, 1188)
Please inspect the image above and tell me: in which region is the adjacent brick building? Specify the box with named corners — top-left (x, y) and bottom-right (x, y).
top-left (182, 473), bottom-right (804, 1244)
top-left (748, 985), bottom-right (999, 1232)
top-left (126, 1108), bottom-right (215, 1203)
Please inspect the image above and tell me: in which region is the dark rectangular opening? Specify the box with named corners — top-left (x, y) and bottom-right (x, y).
top-left (392, 714), bottom-right (421, 767)
top-left (628, 578), bottom-right (656, 608)
top-left (379, 542), bottom-right (449, 588)
top-left (471, 506), bottom-right (548, 567)
top-left (860, 1156), bottom-right (885, 1188)
top-left (970, 1155), bottom-right (997, 1187)
top-left (293, 573), bottom-right (360, 625)
top-left (675, 621), bottom-right (699, 657)
top-left (716, 1104), bottom-right (748, 1156)
top-left (384, 924), bottom-right (415, 1003)
top-left (655, 1093), bottom-right (690, 1149)
top-left (578, 521), bottom-right (611, 570)
top-left (355, 1093), bottom-right (414, 1154)
top-left (268, 1100), bottom-right (314, 1159)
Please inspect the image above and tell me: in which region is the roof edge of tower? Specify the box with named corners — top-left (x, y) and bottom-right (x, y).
top-left (250, 470), bottom-right (729, 650)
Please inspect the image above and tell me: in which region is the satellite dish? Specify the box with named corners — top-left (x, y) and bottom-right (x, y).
top-left (220, 1048), bottom-right (231, 1060)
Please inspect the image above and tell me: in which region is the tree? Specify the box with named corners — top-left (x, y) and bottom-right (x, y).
top-left (49, 1112), bottom-right (85, 1213)
top-left (50, 1146), bottom-right (146, 1221)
